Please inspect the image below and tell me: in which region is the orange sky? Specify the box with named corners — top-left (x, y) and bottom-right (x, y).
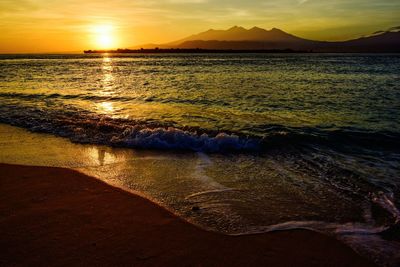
top-left (0, 0), bottom-right (399, 53)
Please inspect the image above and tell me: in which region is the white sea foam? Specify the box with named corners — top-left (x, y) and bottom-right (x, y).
top-left (112, 127), bottom-right (259, 152)
top-left (372, 192), bottom-right (400, 223)
top-left (235, 219), bottom-right (400, 267)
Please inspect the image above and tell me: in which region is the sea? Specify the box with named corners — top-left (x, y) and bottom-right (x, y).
top-left (0, 53), bottom-right (399, 266)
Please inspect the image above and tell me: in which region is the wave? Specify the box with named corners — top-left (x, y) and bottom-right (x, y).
top-left (257, 124), bottom-right (400, 151)
top-left (0, 92), bottom-right (139, 102)
top-left (237, 192), bottom-right (400, 267)
top-left (0, 103), bottom-right (399, 153)
top-left (0, 92), bottom-right (231, 107)
top-left (242, 220), bottom-right (400, 267)
top-left (0, 104), bottom-right (259, 152)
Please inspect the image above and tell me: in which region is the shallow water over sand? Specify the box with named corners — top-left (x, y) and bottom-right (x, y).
top-left (1, 124), bottom-right (399, 266)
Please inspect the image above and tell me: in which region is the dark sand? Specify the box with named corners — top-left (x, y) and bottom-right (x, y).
top-left (0, 163), bottom-right (375, 266)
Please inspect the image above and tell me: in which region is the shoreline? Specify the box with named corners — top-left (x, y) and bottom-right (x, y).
top-left (0, 163), bottom-right (374, 266)
top-left (84, 48), bottom-right (308, 54)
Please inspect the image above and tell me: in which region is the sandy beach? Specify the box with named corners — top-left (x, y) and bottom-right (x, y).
top-left (0, 163), bottom-right (374, 266)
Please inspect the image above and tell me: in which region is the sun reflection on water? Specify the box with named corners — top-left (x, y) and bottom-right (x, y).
top-left (101, 55), bottom-right (114, 96)
top-left (98, 101), bottom-right (114, 113)
top-left (95, 55), bottom-right (119, 116)
top-left (102, 54), bottom-right (111, 63)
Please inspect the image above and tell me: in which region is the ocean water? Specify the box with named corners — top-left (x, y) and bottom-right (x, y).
top-left (0, 53), bottom-right (399, 265)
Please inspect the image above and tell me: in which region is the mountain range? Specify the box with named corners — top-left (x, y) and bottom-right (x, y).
top-left (133, 26), bottom-right (400, 52)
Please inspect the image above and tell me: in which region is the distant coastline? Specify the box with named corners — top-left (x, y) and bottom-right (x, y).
top-left (94, 26), bottom-right (399, 53)
top-left (84, 48), bottom-right (307, 54)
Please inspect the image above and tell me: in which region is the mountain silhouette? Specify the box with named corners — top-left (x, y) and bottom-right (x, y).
top-left (133, 26), bottom-right (400, 53)
top-left (167, 26), bottom-right (308, 44)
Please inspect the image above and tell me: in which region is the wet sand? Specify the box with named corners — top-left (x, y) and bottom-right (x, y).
top-left (0, 163), bottom-right (374, 266)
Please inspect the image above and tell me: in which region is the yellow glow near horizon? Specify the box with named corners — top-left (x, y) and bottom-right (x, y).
top-left (0, 0), bottom-right (398, 52)
top-left (91, 25), bottom-right (116, 49)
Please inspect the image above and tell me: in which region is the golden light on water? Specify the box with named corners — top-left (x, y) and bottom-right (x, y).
top-left (98, 102), bottom-right (115, 113)
top-left (96, 55), bottom-right (116, 115)
top-left (101, 56), bottom-right (114, 95)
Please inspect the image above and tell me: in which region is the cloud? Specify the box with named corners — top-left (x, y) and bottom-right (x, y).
top-left (167, 0), bottom-right (208, 3)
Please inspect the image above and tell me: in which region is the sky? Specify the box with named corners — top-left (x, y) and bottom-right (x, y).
top-left (0, 0), bottom-right (399, 53)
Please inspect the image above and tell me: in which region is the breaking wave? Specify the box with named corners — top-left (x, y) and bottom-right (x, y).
top-left (0, 104), bottom-right (259, 152)
top-left (0, 102), bottom-right (399, 153)
top-left (238, 192), bottom-right (400, 267)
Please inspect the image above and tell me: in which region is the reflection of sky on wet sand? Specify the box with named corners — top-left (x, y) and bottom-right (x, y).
top-left (0, 124), bottom-right (205, 214)
top-left (0, 123), bottom-right (200, 187)
top-left (0, 124), bottom-right (125, 168)
top-left (0, 123), bottom-right (236, 224)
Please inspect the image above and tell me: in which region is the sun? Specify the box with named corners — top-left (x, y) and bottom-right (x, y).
top-left (91, 25), bottom-right (116, 49)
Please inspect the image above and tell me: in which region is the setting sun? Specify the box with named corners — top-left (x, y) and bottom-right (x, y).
top-left (91, 25), bottom-right (116, 49)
